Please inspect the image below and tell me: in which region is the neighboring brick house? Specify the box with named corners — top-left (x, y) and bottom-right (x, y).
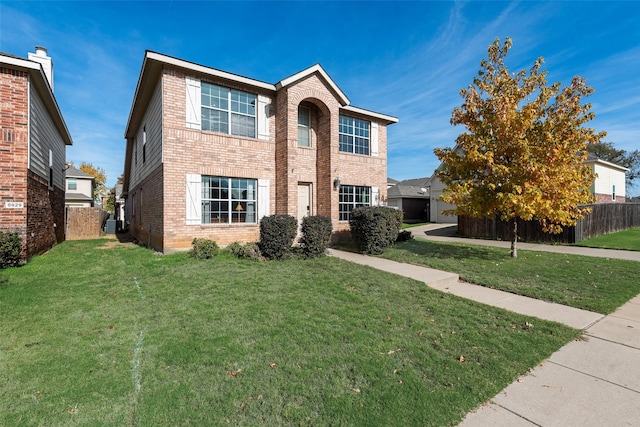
top-left (0, 47), bottom-right (72, 260)
top-left (64, 166), bottom-right (94, 207)
top-left (122, 51), bottom-right (398, 253)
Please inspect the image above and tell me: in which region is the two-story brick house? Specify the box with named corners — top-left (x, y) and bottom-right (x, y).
top-left (0, 47), bottom-right (72, 260)
top-left (122, 51), bottom-right (397, 253)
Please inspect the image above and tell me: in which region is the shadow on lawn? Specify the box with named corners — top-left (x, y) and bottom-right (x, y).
top-left (394, 239), bottom-right (505, 262)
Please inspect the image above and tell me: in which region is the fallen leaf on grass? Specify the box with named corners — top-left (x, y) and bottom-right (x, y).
top-left (458, 355), bottom-right (465, 363)
top-left (269, 363), bottom-right (276, 368)
top-left (352, 387), bottom-right (361, 393)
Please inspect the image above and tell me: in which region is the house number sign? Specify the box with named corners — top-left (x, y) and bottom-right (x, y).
top-left (5, 202), bottom-right (24, 208)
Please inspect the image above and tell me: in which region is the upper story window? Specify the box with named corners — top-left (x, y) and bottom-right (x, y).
top-left (67, 178), bottom-right (77, 191)
top-left (298, 106), bottom-right (311, 147)
top-left (339, 115), bottom-right (370, 155)
top-left (201, 82), bottom-right (256, 138)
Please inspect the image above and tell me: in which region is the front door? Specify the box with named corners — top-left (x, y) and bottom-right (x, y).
top-left (298, 184), bottom-right (312, 225)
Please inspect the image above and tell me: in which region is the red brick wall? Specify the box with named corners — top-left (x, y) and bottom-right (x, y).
top-left (127, 164), bottom-right (164, 251)
top-left (594, 193), bottom-right (626, 203)
top-left (160, 69), bottom-right (276, 251)
top-left (26, 170), bottom-right (64, 258)
top-left (1, 67), bottom-right (29, 257)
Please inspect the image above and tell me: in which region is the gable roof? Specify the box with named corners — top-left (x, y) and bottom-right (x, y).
top-left (0, 51), bottom-right (73, 146)
top-left (387, 177), bottom-right (431, 199)
top-left (65, 166), bottom-right (94, 179)
top-left (276, 63), bottom-right (350, 106)
top-left (584, 154), bottom-right (629, 173)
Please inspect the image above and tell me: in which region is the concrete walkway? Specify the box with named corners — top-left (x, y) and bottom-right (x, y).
top-left (328, 229), bottom-right (640, 426)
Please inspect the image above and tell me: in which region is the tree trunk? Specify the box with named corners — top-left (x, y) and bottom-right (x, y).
top-left (510, 218), bottom-right (518, 258)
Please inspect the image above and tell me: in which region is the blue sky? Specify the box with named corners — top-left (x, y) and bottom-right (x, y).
top-left (1, 1), bottom-right (639, 195)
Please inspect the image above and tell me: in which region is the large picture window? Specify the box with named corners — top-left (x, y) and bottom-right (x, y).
top-left (201, 83), bottom-right (256, 138)
top-left (339, 185), bottom-right (371, 221)
top-left (201, 176), bottom-right (257, 224)
top-left (339, 116), bottom-right (370, 155)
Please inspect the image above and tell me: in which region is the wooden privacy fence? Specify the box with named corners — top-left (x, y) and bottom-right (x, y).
top-left (65, 207), bottom-right (109, 240)
top-left (458, 203), bottom-right (640, 244)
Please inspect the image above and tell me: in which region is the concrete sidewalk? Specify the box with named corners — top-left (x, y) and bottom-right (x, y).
top-left (328, 237), bottom-right (640, 426)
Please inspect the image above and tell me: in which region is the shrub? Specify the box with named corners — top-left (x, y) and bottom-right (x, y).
top-left (259, 214), bottom-right (297, 260)
top-left (300, 215), bottom-right (332, 258)
top-left (396, 230), bottom-right (414, 242)
top-left (227, 241), bottom-right (263, 261)
top-left (0, 231), bottom-right (23, 269)
top-left (190, 238), bottom-right (219, 259)
top-left (349, 206), bottom-right (403, 254)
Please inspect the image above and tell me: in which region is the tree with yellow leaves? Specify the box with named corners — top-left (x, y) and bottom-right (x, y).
top-left (434, 38), bottom-right (605, 257)
top-left (78, 162), bottom-right (108, 203)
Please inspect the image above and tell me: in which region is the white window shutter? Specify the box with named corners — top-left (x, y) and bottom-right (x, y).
top-left (257, 95), bottom-right (270, 140)
top-left (186, 174), bottom-right (202, 225)
top-left (258, 179), bottom-right (270, 220)
top-left (371, 122), bottom-right (379, 156)
top-left (185, 77), bottom-right (201, 129)
top-left (372, 187), bottom-right (380, 206)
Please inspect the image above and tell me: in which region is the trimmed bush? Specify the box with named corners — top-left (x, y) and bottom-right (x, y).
top-left (190, 238), bottom-right (219, 259)
top-left (349, 206), bottom-right (403, 254)
top-left (227, 241), bottom-right (263, 261)
top-left (259, 214), bottom-right (298, 260)
top-left (300, 215), bottom-right (332, 258)
top-left (0, 231), bottom-right (23, 269)
top-left (396, 230), bottom-right (414, 242)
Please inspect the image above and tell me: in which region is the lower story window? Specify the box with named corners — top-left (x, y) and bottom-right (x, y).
top-left (339, 185), bottom-right (371, 221)
top-left (202, 176), bottom-right (256, 224)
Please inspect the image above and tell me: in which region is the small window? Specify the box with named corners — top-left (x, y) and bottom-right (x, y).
top-left (298, 106), bottom-right (311, 147)
top-left (142, 126), bottom-right (147, 163)
top-left (48, 149), bottom-right (53, 190)
top-left (612, 184), bottom-right (616, 201)
top-left (67, 178), bottom-right (77, 191)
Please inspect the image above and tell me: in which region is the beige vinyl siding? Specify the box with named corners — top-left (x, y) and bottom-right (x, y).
top-left (130, 78), bottom-right (163, 189)
top-left (593, 163), bottom-right (626, 199)
top-left (29, 83), bottom-right (66, 189)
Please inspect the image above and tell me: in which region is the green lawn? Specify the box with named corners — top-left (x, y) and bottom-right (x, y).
top-left (0, 239), bottom-right (579, 426)
top-left (380, 239), bottom-right (640, 314)
top-left (576, 227), bottom-right (640, 251)
top-left (402, 222), bottom-right (430, 229)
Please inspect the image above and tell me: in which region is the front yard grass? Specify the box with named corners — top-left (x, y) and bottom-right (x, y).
top-left (381, 239), bottom-right (640, 314)
top-left (576, 227), bottom-right (640, 251)
top-left (1, 239), bottom-right (579, 426)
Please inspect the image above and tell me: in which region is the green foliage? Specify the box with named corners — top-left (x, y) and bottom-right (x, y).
top-left (190, 238), bottom-right (219, 259)
top-left (0, 231), bottom-right (23, 269)
top-left (259, 214), bottom-right (298, 260)
top-left (300, 215), bottom-right (333, 258)
top-left (395, 230), bottom-right (414, 242)
top-left (349, 206), bottom-right (402, 254)
top-left (227, 241), bottom-right (263, 261)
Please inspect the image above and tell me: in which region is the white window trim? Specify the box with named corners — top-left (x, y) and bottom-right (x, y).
top-left (186, 174), bottom-right (270, 225)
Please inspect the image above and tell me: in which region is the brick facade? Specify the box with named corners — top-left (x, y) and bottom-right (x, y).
top-left (1, 54), bottom-right (71, 261)
top-left (124, 53), bottom-right (397, 253)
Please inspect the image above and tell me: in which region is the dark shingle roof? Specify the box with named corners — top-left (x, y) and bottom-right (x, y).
top-left (387, 177), bottom-right (430, 199)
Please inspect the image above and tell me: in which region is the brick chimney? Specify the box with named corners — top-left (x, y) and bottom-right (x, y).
top-left (28, 46), bottom-right (54, 92)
